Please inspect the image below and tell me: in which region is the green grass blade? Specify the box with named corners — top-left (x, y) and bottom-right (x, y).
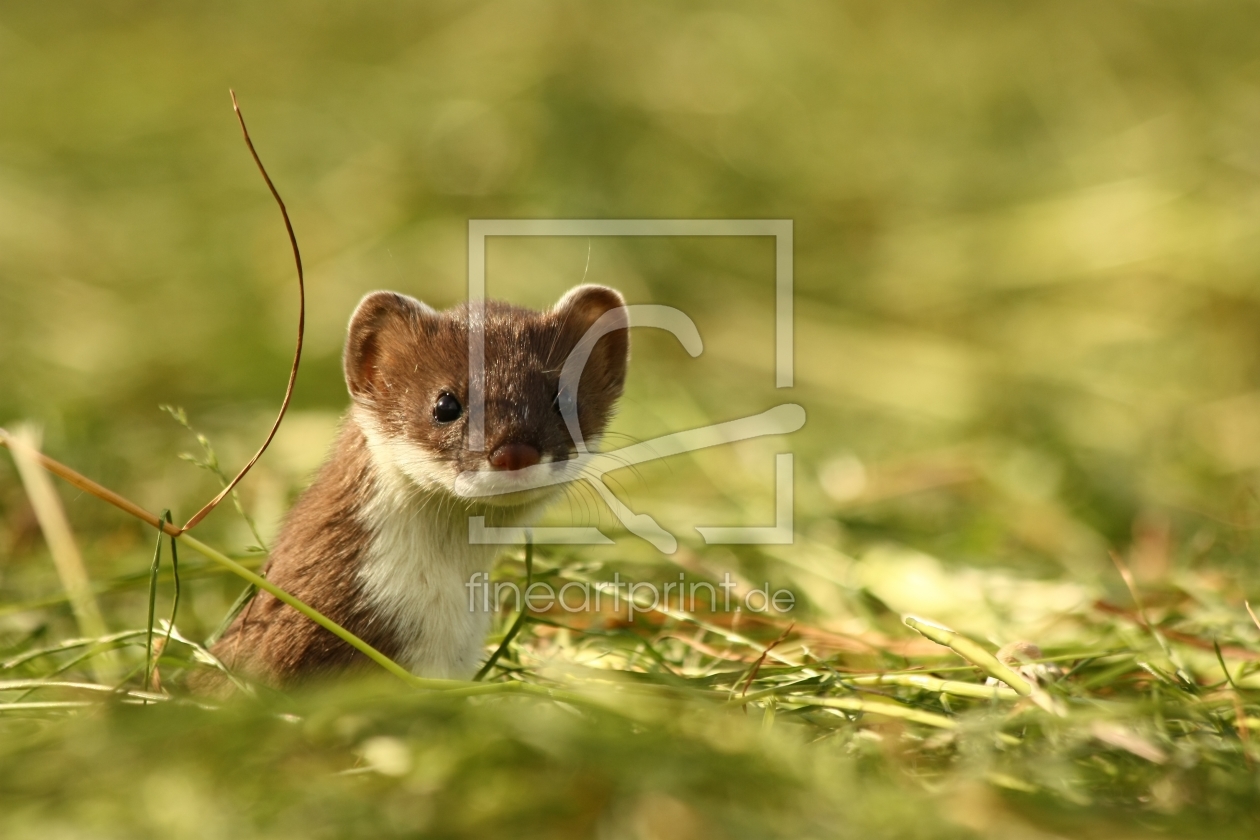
top-left (474, 536), bottom-right (533, 682)
top-left (176, 532), bottom-right (457, 690)
top-left (904, 615), bottom-right (1033, 696)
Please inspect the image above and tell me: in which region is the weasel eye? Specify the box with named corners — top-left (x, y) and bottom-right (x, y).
top-left (433, 392), bottom-right (463, 424)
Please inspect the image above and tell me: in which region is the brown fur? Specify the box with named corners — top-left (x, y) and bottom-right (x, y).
top-left (346, 290), bottom-right (628, 470)
top-left (189, 423), bottom-right (394, 695)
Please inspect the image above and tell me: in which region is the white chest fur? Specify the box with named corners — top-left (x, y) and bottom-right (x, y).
top-left (355, 461), bottom-right (503, 679)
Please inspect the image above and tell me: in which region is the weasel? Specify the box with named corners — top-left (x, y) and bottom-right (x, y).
top-left (194, 284), bottom-right (628, 692)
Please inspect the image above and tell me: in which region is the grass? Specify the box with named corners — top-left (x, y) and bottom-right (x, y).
top-left (4, 1), bottom-right (1260, 836)
top-left (1, 441), bottom-right (1259, 837)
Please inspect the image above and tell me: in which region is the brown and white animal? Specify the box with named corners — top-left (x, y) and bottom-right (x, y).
top-left (196, 285), bottom-right (628, 692)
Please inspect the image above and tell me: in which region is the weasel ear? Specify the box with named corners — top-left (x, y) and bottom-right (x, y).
top-left (344, 291), bottom-right (434, 401)
top-left (552, 284), bottom-right (630, 395)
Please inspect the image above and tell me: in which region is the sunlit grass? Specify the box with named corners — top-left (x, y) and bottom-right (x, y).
top-left (2, 472), bottom-right (1259, 836)
top-left (4, 1), bottom-right (1260, 836)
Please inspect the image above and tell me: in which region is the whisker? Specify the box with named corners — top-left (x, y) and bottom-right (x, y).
top-left (571, 479), bottom-right (595, 524)
top-left (562, 483), bottom-right (587, 525)
top-left (583, 451), bottom-right (649, 486)
top-left (604, 473), bottom-right (637, 503)
top-left (560, 484), bottom-right (578, 524)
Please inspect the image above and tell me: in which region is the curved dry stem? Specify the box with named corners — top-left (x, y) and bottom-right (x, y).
top-left (181, 90), bottom-right (306, 533)
top-left (0, 91), bottom-right (305, 539)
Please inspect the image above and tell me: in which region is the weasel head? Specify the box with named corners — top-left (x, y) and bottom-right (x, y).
top-left (343, 285), bottom-right (629, 507)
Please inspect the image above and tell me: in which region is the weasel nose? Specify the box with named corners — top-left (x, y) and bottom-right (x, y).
top-left (489, 443), bottom-right (541, 471)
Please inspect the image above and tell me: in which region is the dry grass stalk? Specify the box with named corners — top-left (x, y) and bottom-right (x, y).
top-left (5, 423), bottom-right (117, 680)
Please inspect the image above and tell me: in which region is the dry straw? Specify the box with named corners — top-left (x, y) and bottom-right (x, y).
top-left (4, 424), bottom-right (117, 681)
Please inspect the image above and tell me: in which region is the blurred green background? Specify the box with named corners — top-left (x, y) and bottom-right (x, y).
top-left (4, 1), bottom-right (1260, 836)
top-left (5, 0), bottom-right (1260, 606)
